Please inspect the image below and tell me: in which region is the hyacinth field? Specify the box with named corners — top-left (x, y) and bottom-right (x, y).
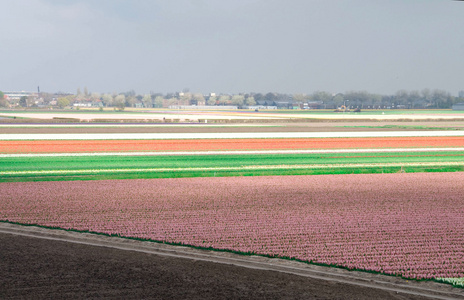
top-left (1, 122), bottom-right (464, 288)
top-left (1, 173), bottom-right (463, 280)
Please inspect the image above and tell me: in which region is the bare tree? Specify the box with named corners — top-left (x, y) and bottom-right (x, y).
top-left (245, 96), bottom-right (256, 106)
top-left (101, 94), bottom-right (113, 107)
top-left (218, 95), bottom-right (230, 105)
top-left (231, 95), bottom-right (245, 106)
top-left (207, 96), bottom-right (217, 106)
top-left (193, 93), bottom-right (205, 105)
top-left (142, 94), bottom-right (152, 108)
top-left (154, 96), bottom-right (164, 108)
top-left (57, 97), bottom-right (70, 108)
top-left (114, 94), bottom-right (126, 111)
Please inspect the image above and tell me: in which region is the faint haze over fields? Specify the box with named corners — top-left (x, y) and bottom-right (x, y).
top-left (1, 0), bottom-right (463, 95)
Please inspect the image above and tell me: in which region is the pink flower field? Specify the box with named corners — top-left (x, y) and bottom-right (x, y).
top-left (1, 173), bottom-right (463, 280)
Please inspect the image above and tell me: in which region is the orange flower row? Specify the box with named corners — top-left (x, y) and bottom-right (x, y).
top-left (1, 136), bottom-right (464, 153)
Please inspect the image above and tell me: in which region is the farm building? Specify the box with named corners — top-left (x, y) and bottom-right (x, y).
top-left (452, 103), bottom-right (464, 111)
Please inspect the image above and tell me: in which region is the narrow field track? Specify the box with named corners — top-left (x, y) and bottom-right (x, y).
top-left (2, 136), bottom-right (464, 153)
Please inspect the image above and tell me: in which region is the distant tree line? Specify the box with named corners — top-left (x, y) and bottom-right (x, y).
top-left (255, 89), bottom-right (464, 109)
top-left (1, 87), bottom-right (464, 109)
top-left (0, 90), bottom-right (5, 107)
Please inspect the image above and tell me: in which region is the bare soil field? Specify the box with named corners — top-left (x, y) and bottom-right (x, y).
top-left (2, 226), bottom-right (461, 300)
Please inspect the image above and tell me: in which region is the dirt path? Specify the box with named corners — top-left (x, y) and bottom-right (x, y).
top-left (1, 223), bottom-right (462, 300)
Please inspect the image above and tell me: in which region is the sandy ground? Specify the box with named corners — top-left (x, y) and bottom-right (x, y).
top-left (2, 225), bottom-right (461, 300)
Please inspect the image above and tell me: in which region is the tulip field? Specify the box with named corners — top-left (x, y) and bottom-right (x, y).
top-left (2, 136), bottom-right (464, 153)
top-left (1, 131), bottom-right (464, 182)
top-left (1, 118), bottom-right (464, 287)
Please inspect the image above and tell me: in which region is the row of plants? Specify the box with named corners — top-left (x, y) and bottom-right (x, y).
top-left (1, 150), bottom-right (463, 176)
top-left (2, 136), bottom-right (464, 153)
top-left (1, 173), bottom-right (463, 280)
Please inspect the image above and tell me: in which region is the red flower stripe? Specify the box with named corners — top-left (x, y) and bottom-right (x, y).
top-left (1, 137), bottom-right (464, 153)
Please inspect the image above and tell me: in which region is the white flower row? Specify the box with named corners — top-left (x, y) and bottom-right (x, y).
top-left (1, 131), bottom-right (464, 140)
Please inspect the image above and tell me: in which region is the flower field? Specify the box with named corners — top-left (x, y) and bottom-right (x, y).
top-left (2, 136), bottom-right (464, 154)
top-left (1, 173), bottom-right (463, 281)
top-left (1, 122), bottom-right (463, 287)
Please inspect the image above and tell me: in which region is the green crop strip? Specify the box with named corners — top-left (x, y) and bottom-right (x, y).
top-left (1, 165), bottom-right (463, 183)
top-left (1, 151), bottom-right (463, 182)
top-left (1, 151), bottom-right (464, 172)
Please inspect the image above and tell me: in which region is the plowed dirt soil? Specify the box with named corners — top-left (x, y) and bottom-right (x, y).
top-left (2, 121), bottom-right (464, 134)
top-left (1, 232), bottom-right (437, 300)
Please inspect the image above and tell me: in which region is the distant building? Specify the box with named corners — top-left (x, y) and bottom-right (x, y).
top-left (247, 105), bottom-right (277, 110)
top-left (452, 103), bottom-right (464, 111)
top-left (73, 102), bottom-right (92, 107)
top-left (73, 100), bottom-right (102, 108)
top-left (4, 91), bottom-right (37, 100)
top-left (298, 101), bottom-right (324, 109)
top-left (169, 105), bottom-right (238, 110)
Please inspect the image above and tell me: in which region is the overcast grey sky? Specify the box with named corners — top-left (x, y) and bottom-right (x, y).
top-left (1, 0), bottom-right (463, 95)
